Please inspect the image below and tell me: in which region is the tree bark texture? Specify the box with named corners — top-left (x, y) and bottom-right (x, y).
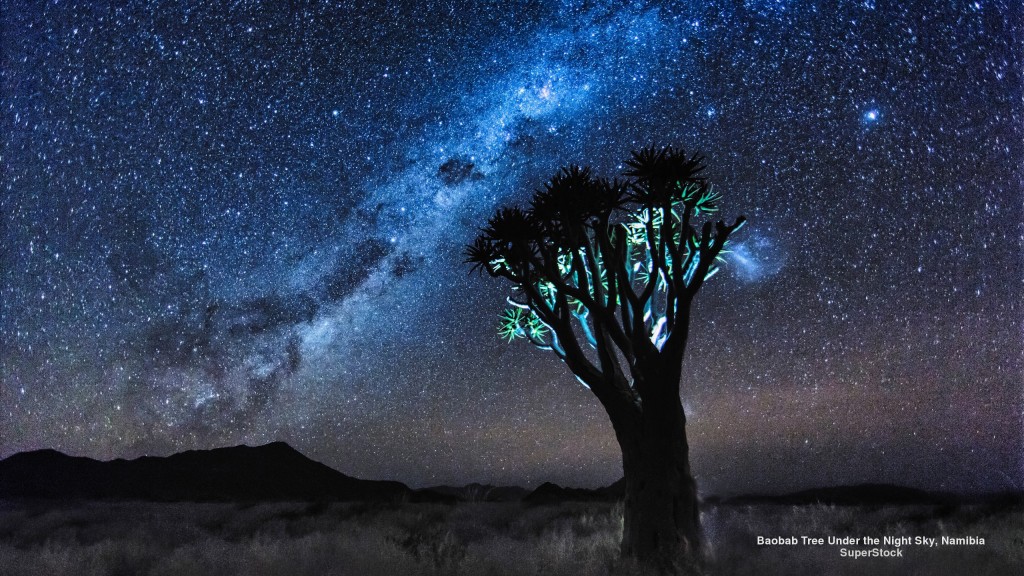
top-left (610, 368), bottom-right (702, 575)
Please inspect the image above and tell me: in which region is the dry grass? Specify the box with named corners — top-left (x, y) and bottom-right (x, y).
top-left (0, 499), bottom-right (1019, 575)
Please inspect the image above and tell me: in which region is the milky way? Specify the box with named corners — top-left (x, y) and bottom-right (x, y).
top-left (2, 1), bottom-right (1021, 495)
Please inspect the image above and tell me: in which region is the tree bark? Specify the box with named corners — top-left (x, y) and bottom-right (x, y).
top-left (612, 372), bottom-right (702, 575)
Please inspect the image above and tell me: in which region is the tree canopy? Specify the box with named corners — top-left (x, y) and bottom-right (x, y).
top-left (466, 146), bottom-right (746, 402)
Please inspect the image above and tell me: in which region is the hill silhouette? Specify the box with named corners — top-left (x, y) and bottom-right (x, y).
top-left (2, 444), bottom-right (1008, 507)
top-left (0, 442), bottom-right (421, 502)
top-left (523, 479), bottom-right (626, 505)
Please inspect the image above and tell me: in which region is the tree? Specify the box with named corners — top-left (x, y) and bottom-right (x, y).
top-left (466, 146), bottom-right (746, 574)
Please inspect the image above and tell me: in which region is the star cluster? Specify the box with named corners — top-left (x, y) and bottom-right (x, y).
top-left (2, 0), bottom-right (1020, 495)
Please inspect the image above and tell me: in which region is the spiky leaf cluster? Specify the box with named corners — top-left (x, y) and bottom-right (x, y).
top-left (498, 307), bottom-right (549, 343)
top-left (466, 146), bottom-right (746, 394)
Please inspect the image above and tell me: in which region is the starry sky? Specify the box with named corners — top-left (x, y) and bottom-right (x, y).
top-left (2, 0), bottom-right (1021, 496)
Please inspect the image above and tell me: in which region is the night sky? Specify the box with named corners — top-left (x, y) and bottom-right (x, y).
top-left (2, 0), bottom-right (1021, 496)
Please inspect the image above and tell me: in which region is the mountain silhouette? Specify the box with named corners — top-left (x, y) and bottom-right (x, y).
top-left (3, 445), bottom-right (1003, 507)
top-left (0, 442), bottom-right (424, 502)
top-left (523, 478), bottom-right (626, 505)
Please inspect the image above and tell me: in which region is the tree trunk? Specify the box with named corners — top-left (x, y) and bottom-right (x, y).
top-left (613, 377), bottom-right (702, 575)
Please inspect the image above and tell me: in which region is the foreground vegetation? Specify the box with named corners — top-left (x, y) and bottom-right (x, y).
top-left (0, 499), bottom-right (1019, 575)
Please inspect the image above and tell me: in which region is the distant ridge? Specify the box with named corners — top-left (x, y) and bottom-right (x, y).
top-left (523, 478), bottom-right (625, 505)
top-left (3, 446), bottom-right (1012, 507)
top-left (519, 481), bottom-right (1009, 507)
top-left (420, 483), bottom-right (530, 503)
top-left (0, 442), bottom-right (435, 503)
top-left (717, 484), bottom-right (958, 506)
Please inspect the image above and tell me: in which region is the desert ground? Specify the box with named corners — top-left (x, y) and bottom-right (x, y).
top-left (0, 498), bottom-right (1020, 575)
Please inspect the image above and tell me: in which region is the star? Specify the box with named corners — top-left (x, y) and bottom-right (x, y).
top-left (0, 0), bottom-right (1017, 496)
